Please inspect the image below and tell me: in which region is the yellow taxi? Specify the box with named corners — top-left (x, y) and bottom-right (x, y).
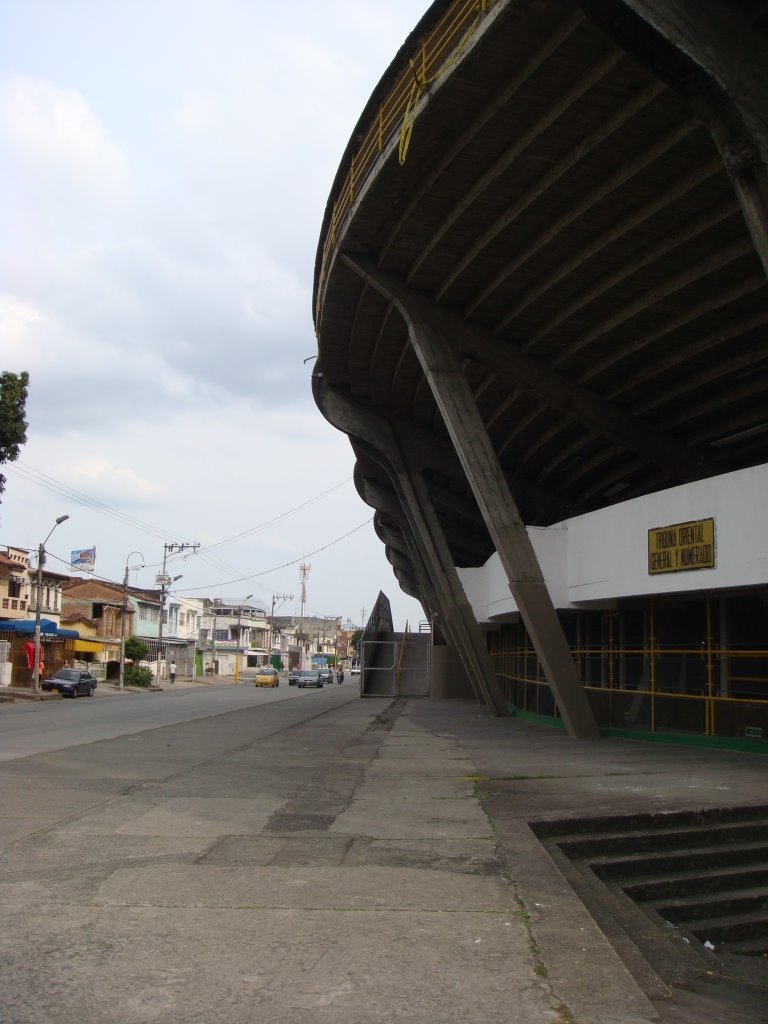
top-left (254, 666), bottom-right (280, 688)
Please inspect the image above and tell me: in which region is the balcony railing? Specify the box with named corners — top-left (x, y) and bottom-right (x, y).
top-left (315, 0), bottom-right (496, 323)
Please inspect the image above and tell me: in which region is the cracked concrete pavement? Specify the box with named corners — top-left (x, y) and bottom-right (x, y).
top-left (1, 691), bottom-right (766, 1023)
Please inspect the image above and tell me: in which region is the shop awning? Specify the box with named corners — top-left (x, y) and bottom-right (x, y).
top-left (73, 638), bottom-right (117, 652)
top-left (0, 619), bottom-right (79, 639)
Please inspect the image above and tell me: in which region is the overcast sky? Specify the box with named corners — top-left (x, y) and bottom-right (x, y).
top-left (0, 0), bottom-right (430, 630)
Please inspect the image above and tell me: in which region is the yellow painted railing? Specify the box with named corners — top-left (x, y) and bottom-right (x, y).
top-left (395, 621), bottom-right (410, 689)
top-left (316, 0), bottom-right (497, 323)
top-left (490, 640), bottom-right (768, 738)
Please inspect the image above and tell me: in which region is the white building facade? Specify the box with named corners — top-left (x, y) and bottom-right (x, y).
top-left (458, 466), bottom-right (768, 742)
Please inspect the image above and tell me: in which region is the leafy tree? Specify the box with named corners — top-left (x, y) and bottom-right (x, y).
top-left (125, 636), bottom-right (149, 662)
top-left (0, 371), bottom-right (29, 500)
top-left (350, 628), bottom-right (363, 657)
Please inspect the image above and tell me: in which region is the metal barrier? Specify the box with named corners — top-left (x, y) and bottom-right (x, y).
top-left (361, 637), bottom-right (431, 697)
top-left (489, 605), bottom-right (768, 740)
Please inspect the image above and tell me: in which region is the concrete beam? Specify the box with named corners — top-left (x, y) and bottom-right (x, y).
top-left (343, 255), bottom-right (600, 739)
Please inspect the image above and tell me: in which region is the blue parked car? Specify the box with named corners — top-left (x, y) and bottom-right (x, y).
top-left (41, 668), bottom-right (98, 698)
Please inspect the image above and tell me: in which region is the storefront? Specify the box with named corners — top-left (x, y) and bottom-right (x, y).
top-left (0, 618), bottom-right (79, 687)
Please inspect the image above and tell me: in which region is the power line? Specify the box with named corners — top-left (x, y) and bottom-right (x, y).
top-left (9, 461), bottom-right (354, 568)
top-left (45, 516), bottom-right (374, 603)
top-left (8, 463), bottom-right (186, 542)
top-left (13, 462), bottom-right (370, 603)
top-left (198, 478), bottom-right (351, 553)
top-left (179, 518), bottom-right (374, 592)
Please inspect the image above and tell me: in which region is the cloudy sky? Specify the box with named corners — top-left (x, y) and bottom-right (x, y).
top-left (0, 0), bottom-right (430, 630)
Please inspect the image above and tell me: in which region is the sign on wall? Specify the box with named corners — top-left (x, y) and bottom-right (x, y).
top-left (648, 518), bottom-right (715, 574)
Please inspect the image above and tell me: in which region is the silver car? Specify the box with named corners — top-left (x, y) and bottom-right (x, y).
top-left (294, 670), bottom-right (324, 689)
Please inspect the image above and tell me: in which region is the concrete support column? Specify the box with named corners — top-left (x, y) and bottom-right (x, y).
top-left (404, 319), bottom-right (598, 738)
top-left (341, 253), bottom-right (598, 736)
top-left (359, 435), bottom-right (508, 716)
top-left (396, 464), bottom-right (508, 717)
top-left (316, 386), bottom-right (507, 716)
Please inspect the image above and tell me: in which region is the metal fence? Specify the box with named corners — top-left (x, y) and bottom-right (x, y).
top-left (488, 595), bottom-right (768, 740)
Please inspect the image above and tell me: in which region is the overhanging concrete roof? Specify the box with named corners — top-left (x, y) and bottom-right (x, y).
top-left (313, 0), bottom-right (768, 601)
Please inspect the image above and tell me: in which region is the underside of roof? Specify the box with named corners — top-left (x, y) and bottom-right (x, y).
top-left (313, 0), bottom-right (768, 603)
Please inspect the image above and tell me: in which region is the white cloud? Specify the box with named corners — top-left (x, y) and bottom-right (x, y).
top-left (0, 0), bottom-right (430, 630)
top-left (173, 91), bottom-right (216, 134)
top-left (0, 74), bottom-right (132, 205)
top-left (0, 295), bottom-right (47, 363)
top-left (68, 457), bottom-right (160, 501)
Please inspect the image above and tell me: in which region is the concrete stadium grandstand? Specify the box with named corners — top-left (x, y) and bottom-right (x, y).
top-left (312, 0), bottom-right (768, 744)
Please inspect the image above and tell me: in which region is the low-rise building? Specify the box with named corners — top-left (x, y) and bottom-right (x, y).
top-left (176, 598), bottom-right (271, 677)
top-left (273, 615), bottom-right (341, 671)
top-left (0, 546), bottom-right (75, 686)
top-left (61, 578), bottom-right (161, 679)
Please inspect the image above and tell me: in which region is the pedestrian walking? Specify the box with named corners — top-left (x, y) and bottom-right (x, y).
top-left (169, 660), bottom-right (177, 684)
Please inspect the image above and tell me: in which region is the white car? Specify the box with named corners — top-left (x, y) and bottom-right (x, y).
top-left (350, 664), bottom-right (361, 676)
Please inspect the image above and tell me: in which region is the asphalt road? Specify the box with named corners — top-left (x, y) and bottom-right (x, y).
top-left (0, 680), bottom-right (349, 762)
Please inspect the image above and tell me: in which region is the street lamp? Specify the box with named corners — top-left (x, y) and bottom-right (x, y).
top-left (119, 551), bottom-right (144, 690)
top-left (234, 594), bottom-right (253, 684)
top-left (32, 514), bottom-right (70, 692)
top-left (156, 573), bottom-right (182, 686)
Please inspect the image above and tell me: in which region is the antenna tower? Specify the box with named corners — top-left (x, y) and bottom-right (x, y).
top-left (299, 563), bottom-right (311, 617)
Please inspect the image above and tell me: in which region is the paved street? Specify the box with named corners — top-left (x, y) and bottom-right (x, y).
top-left (1, 690), bottom-right (766, 1024)
top-left (0, 674), bottom-right (319, 762)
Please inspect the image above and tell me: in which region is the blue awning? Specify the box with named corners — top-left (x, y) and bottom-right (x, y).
top-left (0, 619), bottom-right (79, 639)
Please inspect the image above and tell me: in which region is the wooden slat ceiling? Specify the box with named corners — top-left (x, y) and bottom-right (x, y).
top-left (313, 0), bottom-right (768, 589)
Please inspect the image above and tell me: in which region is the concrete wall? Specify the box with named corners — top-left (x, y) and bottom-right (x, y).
top-left (430, 644), bottom-right (476, 701)
top-left (458, 464), bottom-right (768, 622)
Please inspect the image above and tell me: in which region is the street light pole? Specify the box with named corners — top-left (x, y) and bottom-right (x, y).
top-left (235, 594), bottom-right (253, 683)
top-left (119, 551), bottom-right (144, 690)
top-left (32, 514), bottom-right (69, 692)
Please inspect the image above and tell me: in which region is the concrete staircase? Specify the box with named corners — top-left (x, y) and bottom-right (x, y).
top-left (531, 805), bottom-right (768, 992)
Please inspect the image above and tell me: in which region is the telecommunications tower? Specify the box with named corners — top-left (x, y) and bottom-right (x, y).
top-left (299, 563), bottom-right (311, 669)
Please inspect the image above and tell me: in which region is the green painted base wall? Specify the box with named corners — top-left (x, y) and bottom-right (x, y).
top-left (506, 702), bottom-right (768, 754)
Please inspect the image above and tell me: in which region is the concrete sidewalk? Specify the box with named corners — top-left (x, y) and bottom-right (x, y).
top-left (0, 694), bottom-right (766, 1023)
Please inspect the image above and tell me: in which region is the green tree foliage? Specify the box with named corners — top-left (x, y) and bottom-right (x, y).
top-left (0, 371), bottom-right (29, 500)
top-left (124, 665), bottom-right (154, 687)
top-left (350, 628), bottom-right (363, 657)
top-left (124, 636), bottom-right (149, 662)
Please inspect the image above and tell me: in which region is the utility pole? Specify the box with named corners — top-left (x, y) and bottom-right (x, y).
top-left (210, 602), bottom-right (217, 678)
top-left (270, 593), bottom-right (292, 669)
top-left (299, 564), bottom-right (310, 669)
top-left (119, 551), bottom-right (144, 690)
top-left (234, 594), bottom-right (253, 683)
top-left (156, 541), bottom-right (199, 685)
